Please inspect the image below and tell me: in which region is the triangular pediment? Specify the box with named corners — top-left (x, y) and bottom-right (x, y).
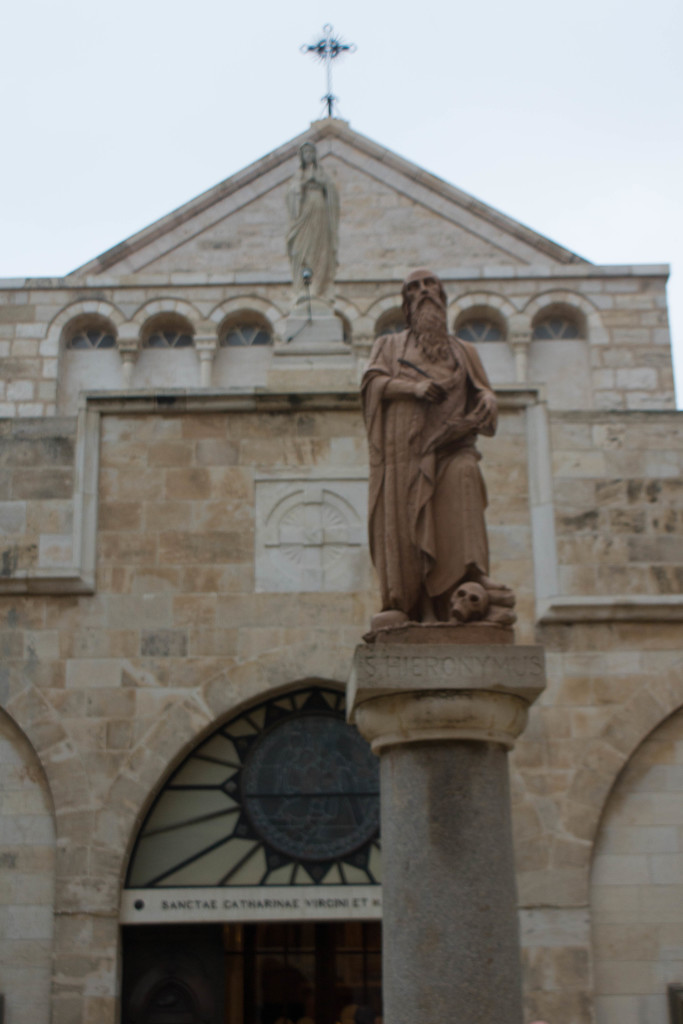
top-left (68, 120), bottom-right (587, 281)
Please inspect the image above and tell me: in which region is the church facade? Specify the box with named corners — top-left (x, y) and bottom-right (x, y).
top-left (0, 117), bottom-right (682, 1024)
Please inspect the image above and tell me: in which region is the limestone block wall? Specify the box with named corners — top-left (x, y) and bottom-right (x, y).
top-left (0, 418), bottom-right (76, 575)
top-left (591, 706), bottom-right (683, 1024)
top-left (550, 411), bottom-right (683, 596)
top-left (0, 709), bottom-right (55, 1024)
top-left (0, 396), bottom-right (680, 1023)
top-left (0, 266), bottom-right (675, 419)
top-left (513, 615), bottom-right (683, 1023)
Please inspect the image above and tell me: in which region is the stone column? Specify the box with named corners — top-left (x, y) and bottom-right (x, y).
top-left (194, 333), bottom-right (217, 387)
top-left (116, 324), bottom-right (140, 388)
top-left (347, 640), bottom-right (545, 1024)
top-left (511, 329), bottom-right (532, 383)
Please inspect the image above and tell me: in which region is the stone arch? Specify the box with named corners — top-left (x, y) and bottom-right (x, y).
top-left (333, 297), bottom-right (361, 345)
top-left (208, 296), bottom-right (286, 343)
top-left (364, 293), bottom-right (403, 339)
top-left (559, 657), bottom-right (683, 889)
top-left (589, 695), bottom-right (683, 1024)
top-left (42, 298), bottom-right (126, 358)
top-left (106, 644), bottom-right (353, 896)
top-left (448, 291), bottom-right (517, 383)
top-left (521, 290), bottom-right (608, 346)
top-left (129, 299), bottom-right (205, 389)
top-left (0, 704), bottom-right (57, 1024)
top-left (131, 297), bottom-right (204, 335)
top-left (5, 683), bottom-right (89, 827)
top-left (449, 291), bottom-right (518, 337)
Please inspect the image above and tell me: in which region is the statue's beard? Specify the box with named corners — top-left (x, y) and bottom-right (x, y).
top-left (410, 298), bottom-right (450, 363)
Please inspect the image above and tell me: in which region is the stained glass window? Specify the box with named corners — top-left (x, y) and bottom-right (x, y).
top-left (126, 687), bottom-right (380, 889)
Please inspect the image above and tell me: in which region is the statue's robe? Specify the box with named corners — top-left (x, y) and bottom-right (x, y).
top-left (286, 167), bottom-right (339, 301)
top-left (361, 330), bottom-right (497, 619)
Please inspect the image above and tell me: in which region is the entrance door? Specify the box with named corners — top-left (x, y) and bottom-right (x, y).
top-left (122, 922), bottom-right (382, 1024)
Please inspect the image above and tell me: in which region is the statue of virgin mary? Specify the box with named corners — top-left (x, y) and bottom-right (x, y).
top-left (286, 141), bottom-right (340, 304)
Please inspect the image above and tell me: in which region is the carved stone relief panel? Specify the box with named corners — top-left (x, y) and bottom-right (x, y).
top-left (255, 474), bottom-right (369, 592)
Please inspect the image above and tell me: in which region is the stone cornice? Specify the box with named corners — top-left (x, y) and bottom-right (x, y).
top-left (0, 263), bottom-right (669, 291)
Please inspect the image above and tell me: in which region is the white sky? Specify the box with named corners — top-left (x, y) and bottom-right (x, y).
top-left (2, 0), bottom-right (682, 405)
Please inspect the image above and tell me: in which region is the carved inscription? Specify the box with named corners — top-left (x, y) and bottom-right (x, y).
top-left (361, 649), bottom-right (544, 685)
top-left (351, 645), bottom-right (546, 705)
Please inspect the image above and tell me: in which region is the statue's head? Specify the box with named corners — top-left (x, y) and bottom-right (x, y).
top-left (299, 142), bottom-right (318, 168)
top-left (401, 268), bottom-right (447, 326)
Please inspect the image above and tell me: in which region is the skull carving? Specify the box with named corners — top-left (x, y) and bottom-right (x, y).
top-left (450, 582), bottom-right (490, 623)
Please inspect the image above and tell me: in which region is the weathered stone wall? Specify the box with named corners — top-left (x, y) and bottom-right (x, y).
top-left (0, 418), bottom-right (76, 575)
top-left (0, 709), bottom-right (55, 1024)
top-left (551, 411), bottom-right (683, 596)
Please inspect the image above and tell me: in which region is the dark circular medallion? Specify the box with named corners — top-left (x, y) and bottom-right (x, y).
top-left (241, 712), bottom-right (379, 862)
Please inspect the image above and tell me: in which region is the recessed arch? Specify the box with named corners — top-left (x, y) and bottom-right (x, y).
top-left (374, 306), bottom-right (406, 337)
top-left (113, 645), bottom-right (356, 891)
top-left (561, 658), bottom-right (683, 870)
top-left (522, 290), bottom-right (608, 346)
top-left (449, 291), bottom-right (518, 329)
top-left (454, 305), bottom-right (507, 342)
top-left (218, 309), bottom-right (273, 347)
top-left (364, 293), bottom-right (402, 325)
top-left (590, 699), bottom-right (683, 1024)
top-left (124, 683), bottom-right (378, 891)
top-left (0, 705), bottom-right (57, 1024)
top-left (532, 302), bottom-right (586, 340)
top-left (43, 299), bottom-right (126, 358)
top-left (209, 297), bottom-right (286, 343)
top-left (131, 297), bottom-right (203, 333)
top-left (141, 311), bottom-right (195, 349)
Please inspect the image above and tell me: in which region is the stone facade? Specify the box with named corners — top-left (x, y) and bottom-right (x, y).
top-left (0, 118), bottom-right (681, 1024)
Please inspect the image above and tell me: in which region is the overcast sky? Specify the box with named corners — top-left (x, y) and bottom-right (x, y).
top-left (2, 0), bottom-right (682, 404)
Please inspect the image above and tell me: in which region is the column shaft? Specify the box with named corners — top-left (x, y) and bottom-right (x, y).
top-left (380, 739), bottom-right (522, 1024)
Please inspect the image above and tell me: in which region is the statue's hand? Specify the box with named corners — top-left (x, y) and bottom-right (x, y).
top-left (415, 379), bottom-right (447, 403)
top-left (470, 390), bottom-right (497, 426)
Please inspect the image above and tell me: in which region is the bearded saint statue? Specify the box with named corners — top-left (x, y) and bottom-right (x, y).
top-left (361, 269), bottom-right (513, 630)
top-left (286, 141), bottom-right (339, 304)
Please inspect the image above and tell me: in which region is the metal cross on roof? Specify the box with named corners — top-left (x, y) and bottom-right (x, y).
top-left (301, 24), bottom-right (357, 118)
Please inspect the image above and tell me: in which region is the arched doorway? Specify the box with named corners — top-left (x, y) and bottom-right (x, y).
top-left (121, 687), bottom-right (382, 1024)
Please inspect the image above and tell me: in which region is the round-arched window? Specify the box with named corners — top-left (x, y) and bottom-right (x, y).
top-left (221, 318), bottom-right (272, 347)
top-left (532, 313), bottom-right (582, 340)
top-left (65, 319), bottom-right (116, 349)
top-left (456, 318), bottom-right (503, 343)
top-left (374, 309), bottom-right (405, 337)
top-left (126, 687), bottom-right (380, 889)
top-left (144, 319), bottom-right (194, 349)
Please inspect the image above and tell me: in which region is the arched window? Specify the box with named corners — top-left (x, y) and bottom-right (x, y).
top-left (126, 686), bottom-right (380, 890)
top-left (143, 315), bottom-right (194, 349)
top-left (221, 315), bottom-right (272, 347)
top-left (374, 309), bottom-right (405, 337)
top-left (65, 317), bottom-right (116, 349)
top-left (456, 318), bottom-right (503, 343)
top-left (532, 309), bottom-right (583, 340)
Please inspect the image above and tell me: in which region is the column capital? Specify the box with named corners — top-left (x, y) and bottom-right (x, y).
top-left (348, 641), bottom-right (545, 753)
